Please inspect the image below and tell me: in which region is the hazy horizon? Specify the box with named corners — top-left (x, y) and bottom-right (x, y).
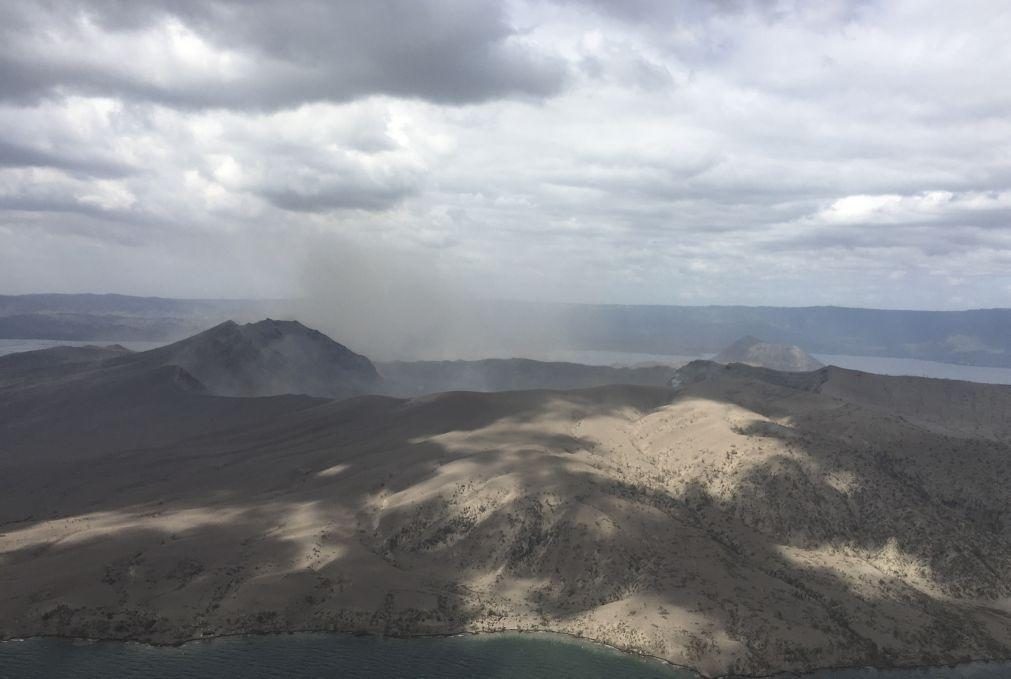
top-left (6, 291), bottom-right (1011, 315)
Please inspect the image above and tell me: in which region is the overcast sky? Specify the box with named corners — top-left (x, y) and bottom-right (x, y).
top-left (1, 0), bottom-right (1010, 309)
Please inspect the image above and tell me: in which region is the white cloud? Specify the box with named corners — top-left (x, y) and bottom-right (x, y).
top-left (0, 0), bottom-right (1009, 309)
top-left (814, 191), bottom-right (1011, 226)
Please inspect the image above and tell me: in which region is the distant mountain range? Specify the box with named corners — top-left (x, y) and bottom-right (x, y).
top-left (0, 293), bottom-right (286, 342)
top-left (552, 303), bottom-right (1011, 367)
top-left (3, 293), bottom-right (1011, 367)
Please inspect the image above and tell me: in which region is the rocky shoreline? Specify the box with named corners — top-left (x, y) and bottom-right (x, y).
top-left (4, 626), bottom-right (1011, 679)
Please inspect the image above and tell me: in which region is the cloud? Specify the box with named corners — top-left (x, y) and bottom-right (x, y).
top-left (1, 0), bottom-right (1010, 312)
top-left (813, 191), bottom-right (1011, 228)
top-left (0, 139), bottom-right (134, 178)
top-left (0, 0), bottom-right (569, 108)
top-left (260, 182), bottom-right (414, 214)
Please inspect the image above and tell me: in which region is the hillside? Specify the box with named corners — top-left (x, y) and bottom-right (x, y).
top-left (0, 343), bottom-right (131, 387)
top-left (713, 336), bottom-right (824, 372)
top-left (1, 352), bottom-right (1009, 676)
top-left (677, 360), bottom-right (1011, 441)
top-left (376, 358), bottom-right (677, 396)
top-left (113, 319), bottom-right (380, 399)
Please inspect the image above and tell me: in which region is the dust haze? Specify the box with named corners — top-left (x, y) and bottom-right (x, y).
top-left (291, 235), bottom-right (569, 362)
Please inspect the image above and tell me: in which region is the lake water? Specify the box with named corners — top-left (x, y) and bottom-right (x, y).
top-left (811, 354), bottom-right (1011, 385)
top-left (0, 634), bottom-right (685, 679)
top-left (1, 634), bottom-right (1009, 679)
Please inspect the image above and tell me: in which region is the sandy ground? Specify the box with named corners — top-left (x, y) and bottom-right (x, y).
top-left (1, 359), bottom-right (1010, 677)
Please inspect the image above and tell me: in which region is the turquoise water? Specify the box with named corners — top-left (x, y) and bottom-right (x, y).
top-left (0, 633), bottom-right (685, 679)
top-left (1, 634), bottom-right (1009, 679)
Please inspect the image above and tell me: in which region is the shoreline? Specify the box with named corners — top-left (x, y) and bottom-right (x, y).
top-left (3, 627), bottom-right (1011, 679)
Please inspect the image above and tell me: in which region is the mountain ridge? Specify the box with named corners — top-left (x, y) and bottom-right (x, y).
top-left (110, 318), bottom-right (381, 399)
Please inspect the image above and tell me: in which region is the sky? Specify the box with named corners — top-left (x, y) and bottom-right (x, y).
top-left (1, 0), bottom-right (1010, 309)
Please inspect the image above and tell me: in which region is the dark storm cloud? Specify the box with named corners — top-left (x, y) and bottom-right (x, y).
top-left (567, 0), bottom-right (820, 28)
top-left (0, 139), bottom-right (134, 178)
top-left (0, 0), bottom-right (568, 109)
top-left (757, 225), bottom-right (1011, 270)
top-left (0, 191), bottom-right (154, 226)
top-left (562, 0), bottom-right (730, 24)
top-left (260, 183), bottom-right (415, 213)
top-left (568, 0), bottom-right (873, 27)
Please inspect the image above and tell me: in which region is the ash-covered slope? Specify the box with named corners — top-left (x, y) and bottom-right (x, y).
top-left (376, 357), bottom-right (677, 396)
top-left (677, 359), bottom-right (1011, 441)
top-left (0, 321), bottom-right (370, 455)
top-left (118, 319), bottom-right (380, 398)
top-left (3, 357), bottom-right (1011, 676)
top-left (0, 347), bottom-right (320, 465)
top-left (713, 335), bottom-right (824, 372)
top-left (0, 344), bottom-right (131, 388)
